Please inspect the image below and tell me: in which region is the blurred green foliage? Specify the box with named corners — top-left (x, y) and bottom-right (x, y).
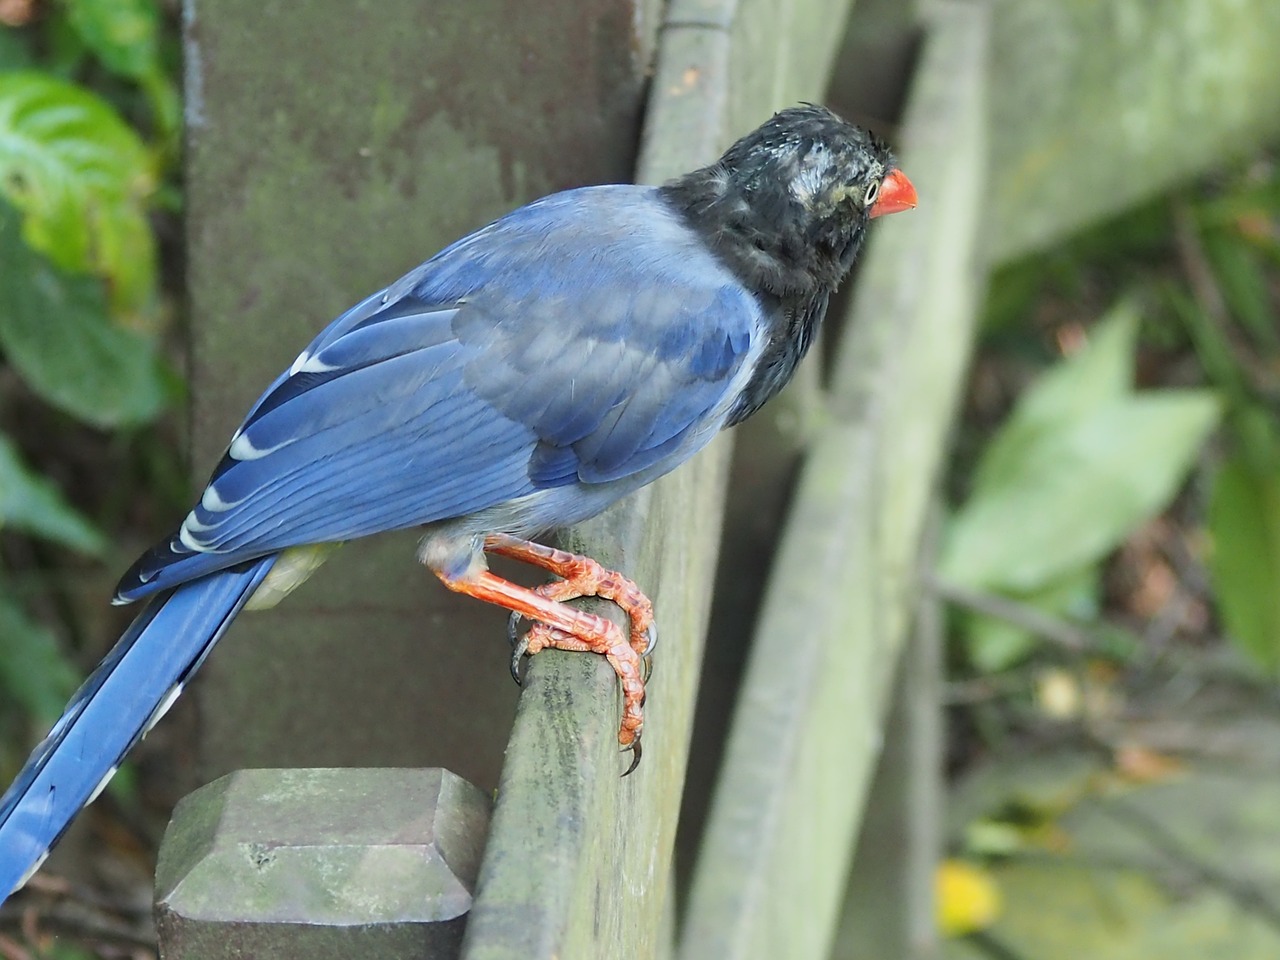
top-left (948, 159), bottom-right (1280, 676)
top-left (1179, 177), bottom-right (1280, 674)
top-left (0, 2), bottom-right (180, 771)
top-left (0, 197), bottom-right (172, 425)
top-left (0, 71), bottom-right (159, 320)
top-left (942, 306), bottom-right (1221, 671)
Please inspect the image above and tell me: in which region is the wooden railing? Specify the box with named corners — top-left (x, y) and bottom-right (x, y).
top-left (154, 0), bottom-right (988, 957)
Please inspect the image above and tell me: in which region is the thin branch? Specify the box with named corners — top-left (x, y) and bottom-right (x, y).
top-left (1173, 203), bottom-right (1231, 325)
top-left (0, 880), bottom-right (156, 955)
top-left (1173, 201), bottom-right (1279, 397)
top-left (943, 671), bottom-right (1037, 705)
top-left (0, 934), bottom-right (33, 960)
top-left (925, 574), bottom-right (1091, 653)
top-left (0, 901), bottom-right (156, 953)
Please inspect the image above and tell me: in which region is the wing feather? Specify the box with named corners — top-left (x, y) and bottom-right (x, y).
top-left (117, 185), bottom-right (763, 601)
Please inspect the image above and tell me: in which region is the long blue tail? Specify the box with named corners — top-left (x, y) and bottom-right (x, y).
top-left (0, 556), bottom-right (276, 901)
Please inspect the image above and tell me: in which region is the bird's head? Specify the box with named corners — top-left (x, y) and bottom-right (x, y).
top-left (661, 104), bottom-right (916, 298)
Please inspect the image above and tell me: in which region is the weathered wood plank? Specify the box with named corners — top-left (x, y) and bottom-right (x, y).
top-left (719, 0), bottom-right (868, 134)
top-left (831, 509), bottom-right (944, 960)
top-left (678, 5), bottom-right (988, 959)
top-left (827, 0), bottom-right (926, 127)
top-left (457, 19), bottom-right (732, 960)
top-left (827, 0), bottom-right (1280, 263)
top-left (679, 1), bottom-right (936, 882)
top-left (457, 0), bottom-right (858, 956)
top-left (985, 0), bottom-right (1280, 261)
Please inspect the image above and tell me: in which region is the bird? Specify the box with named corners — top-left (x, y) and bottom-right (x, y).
top-left (0, 104), bottom-right (916, 901)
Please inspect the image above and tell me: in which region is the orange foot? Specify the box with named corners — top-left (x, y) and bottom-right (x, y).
top-left (433, 533), bottom-right (655, 774)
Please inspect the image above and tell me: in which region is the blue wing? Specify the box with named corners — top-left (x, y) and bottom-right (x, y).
top-left (116, 185), bottom-right (761, 601)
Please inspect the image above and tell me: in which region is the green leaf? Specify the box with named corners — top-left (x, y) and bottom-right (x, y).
top-left (974, 304), bottom-right (1139, 492)
top-left (141, 68), bottom-right (182, 156)
top-left (60, 0), bottom-right (161, 81)
top-left (1208, 456), bottom-right (1280, 674)
top-left (0, 199), bottom-right (171, 426)
top-left (1195, 171), bottom-right (1280, 239)
top-left (0, 70), bottom-right (157, 318)
top-left (1167, 286), bottom-right (1250, 402)
top-left (1203, 232), bottom-right (1279, 351)
top-left (44, 7), bottom-right (94, 76)
top-left (0, 591), bottom-right (78, 725)
top-left (943, 393), bottom-right (1220, 592)
top-left (0, 24), bottom-right (35, 71)
top-left (0, 432), bottom-right (105, 553)
top-left (947, 303), bottom-right (1219, 595)
top-left (1232, 404), bottom-right (1280, 475)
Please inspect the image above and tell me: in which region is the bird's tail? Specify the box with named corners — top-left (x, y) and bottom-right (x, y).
top-left (0, 555), bottom-right (276, 901)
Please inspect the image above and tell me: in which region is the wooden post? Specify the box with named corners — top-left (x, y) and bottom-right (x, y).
top-left (831, 508), bottom-right (944, 960)
top-left (155, 768), bottom-right (490, 959)
top-left (984, 0), bottom-right (1280, 261)
top-left (456, 0), bottom-right (858, 957)
top-left (678, 5), bottom-right (988, 958)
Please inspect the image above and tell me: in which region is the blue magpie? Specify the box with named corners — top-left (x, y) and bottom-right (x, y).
top-left (0, 104), bottom-right (915, 899)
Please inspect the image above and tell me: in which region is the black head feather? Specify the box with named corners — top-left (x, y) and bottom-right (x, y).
top-left (660, 105), bottom-right (900, 424)
top-left (660, 104), bottom-right (896, 299)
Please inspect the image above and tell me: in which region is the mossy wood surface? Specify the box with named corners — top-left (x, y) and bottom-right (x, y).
top-left (155, 769), bottom-right (490, 960)
top-left (985, 0), bottom-right (1280, 261)
top-left (832, 518), bottom-right (944, 960)
top-left (678, 6), bottom-right (988, 959)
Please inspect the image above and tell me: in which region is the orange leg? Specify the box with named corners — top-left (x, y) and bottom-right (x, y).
top-left (483, 534), bottom-right (656, 658)
top-left (433, 563), bottom-right (646, 759)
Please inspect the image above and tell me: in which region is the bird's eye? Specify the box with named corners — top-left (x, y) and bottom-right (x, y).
top-left (863, 179), bottom-right (880, 208)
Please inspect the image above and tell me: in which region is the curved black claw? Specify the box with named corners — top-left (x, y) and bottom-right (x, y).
top-left (507, 610), bottom-right (525, 647)
top-left (510, 634), bottom-right (530, 687)
top-left (621, 740), bottom-right (642, 777)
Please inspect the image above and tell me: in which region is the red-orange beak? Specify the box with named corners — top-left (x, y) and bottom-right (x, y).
top-left (869, 168), bottom-right (917, 218)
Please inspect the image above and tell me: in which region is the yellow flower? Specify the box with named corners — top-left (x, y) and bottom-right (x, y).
top-left (936, 859), bottom-right (1001, 937)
